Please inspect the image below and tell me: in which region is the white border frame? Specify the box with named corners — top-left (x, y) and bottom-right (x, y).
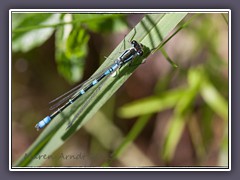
top-left (9, 9), bottom-right (231, 171)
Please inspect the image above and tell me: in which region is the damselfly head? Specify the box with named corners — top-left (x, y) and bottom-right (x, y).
top-left (131, 40), bottom-right (144, 56)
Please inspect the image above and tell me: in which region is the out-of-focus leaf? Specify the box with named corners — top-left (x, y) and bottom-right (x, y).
top-left (87, 17), bottom-right (127, 33)
top-left (200, 76), bottom-right (228, 121)
top-left (111, 114), bottom-right (152, 160)
top-left (221, 13), bottom-right (228, 25)
top-left (162, 68), bottom-right (203, 162)
top-left (73, 14), bottom-right (128, 33)
top-left (55, 14), bottom-right (89, 83)
top-left (218, 126), bottom-right (228, 166)
top-left (190, 14), bottom-right (228, 120)
top-left (118, 88), bottom-right (186, 118)
top-left (12, 13), bottom-right (28, 29)
top-left (12, 13), bottom-right (60, 52)
top-left (201, 104), bottom-right (214, 146)
top-left (188, 116), bottom-right (206, 160)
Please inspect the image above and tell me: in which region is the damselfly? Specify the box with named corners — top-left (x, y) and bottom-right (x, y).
top-left (35, 39), bottom-right (144, 131)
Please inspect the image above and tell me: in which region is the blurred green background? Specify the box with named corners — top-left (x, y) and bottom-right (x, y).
top-left (12, 13), bottom-right (229, 167)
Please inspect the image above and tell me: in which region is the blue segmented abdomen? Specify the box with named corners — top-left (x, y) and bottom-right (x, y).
top-left (111, 63), bottom-right (119, 71)
top-left (35, 116), bottom-right (51, 130)
top-left (92, 79), bottom-right (98, 85)
top-left (80, 89), bottom-right (85, 95)
top-left (104, 69), bottom-right (111, 75)
top-left (104, 63), bottom-right (119, 75)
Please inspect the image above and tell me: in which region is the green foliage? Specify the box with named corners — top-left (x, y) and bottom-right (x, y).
top-left (12, 13), bottom-right (128, 83)
top-left (73, 14), bottom-right (127, 33)
top-left (55, 18), bottom-right (90, 83)
top-left (12, 13), bottom-right (60, 52)
top-left (118, 14), bottom-right (228, 165)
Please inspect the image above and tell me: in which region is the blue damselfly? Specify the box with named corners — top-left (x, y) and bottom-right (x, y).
top-left (35, 39), bottom-right (144, 130)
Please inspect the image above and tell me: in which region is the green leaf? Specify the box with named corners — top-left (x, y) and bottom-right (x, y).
top-left (73, 14), bottom-right (128, 33)
top-left (54, 14), bottom-right (127, 83)
top-left (12, 13), bottom-right (60, 52)
top-left (162, 68), bottom-right (203, 162)
top-left (110, 114), bottom-right (152, 162)
top-left (200, 76), bottom-right (228, 121)
top-left (118, 88), bottom-right (186, 118)
top-left (55, 14), bottom-right (90, 83)
top-left (13, 13), bottom-right (187, 167)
